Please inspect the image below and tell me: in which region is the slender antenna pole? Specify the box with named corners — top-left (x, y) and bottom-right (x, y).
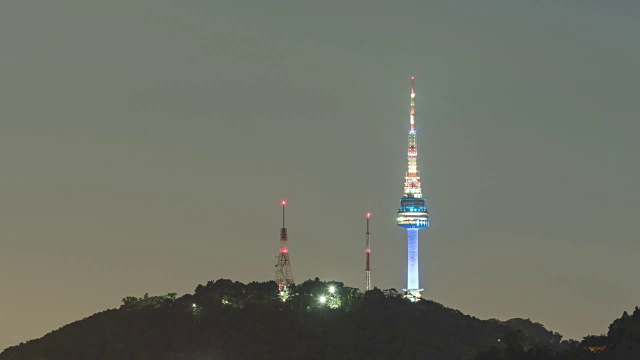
top-left (365, 212), bottom-right (372, 291)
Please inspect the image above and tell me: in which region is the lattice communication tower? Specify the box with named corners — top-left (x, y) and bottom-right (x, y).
top-left (275, 200), bottom-right (294, 290)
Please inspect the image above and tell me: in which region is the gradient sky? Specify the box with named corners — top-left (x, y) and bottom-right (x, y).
top-left (1, 0), bottom-right (639, 350)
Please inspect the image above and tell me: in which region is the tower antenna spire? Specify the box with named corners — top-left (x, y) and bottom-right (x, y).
top-left (275, 199), bottom-right (294, 290)
top-left (410, 76), bottom-right (416, 133)
top-left (397, 77), bottom-right (429, 301)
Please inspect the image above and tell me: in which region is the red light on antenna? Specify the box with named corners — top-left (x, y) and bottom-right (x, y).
top-left (281, 200), bottom-right (287, 206)
top-left (411, 76), bottom-right (415, 80)
top-left (366, 212), bottom-right (371, 218)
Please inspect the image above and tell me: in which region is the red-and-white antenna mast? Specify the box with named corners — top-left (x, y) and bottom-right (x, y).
top-left (365, 212), bottom-right (372, 291)
top-left (275, 200), bottom-right (294, 290)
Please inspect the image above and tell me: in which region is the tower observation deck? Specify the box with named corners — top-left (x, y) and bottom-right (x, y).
top-left (397, 77), bottom-right (429, 301)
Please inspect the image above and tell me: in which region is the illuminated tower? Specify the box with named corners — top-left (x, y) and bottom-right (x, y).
top-left (396, 77), bottom-right (429, 301)
top-left (365, 212), bottom-right (372, 291)
top-left (275, 200), bottom-right (294, 290)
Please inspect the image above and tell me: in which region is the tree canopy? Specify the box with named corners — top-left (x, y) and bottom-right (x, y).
top-left (1, 278), bottom-right (635, 360)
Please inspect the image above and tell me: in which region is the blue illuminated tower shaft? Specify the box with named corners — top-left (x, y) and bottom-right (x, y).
top-left (407, 229), bottom-right (419, 290)
top-left (397, 77), bottom-right (429, 301)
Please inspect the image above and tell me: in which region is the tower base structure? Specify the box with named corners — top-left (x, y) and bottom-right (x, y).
top-left (403, 289), bottom-right (424, 302)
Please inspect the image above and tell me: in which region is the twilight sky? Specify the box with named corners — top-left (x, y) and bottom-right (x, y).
top-left (1, 0), bottom-right (639, 350)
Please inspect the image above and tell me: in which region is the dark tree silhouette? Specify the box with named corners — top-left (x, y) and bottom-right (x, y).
top-left (2, 277), bottom-right (636, 360)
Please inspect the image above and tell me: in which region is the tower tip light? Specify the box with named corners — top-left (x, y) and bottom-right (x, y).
top-left (366, 212), bottom-right (371, 218)
top-left (281, 200), bottom-right (286, 206)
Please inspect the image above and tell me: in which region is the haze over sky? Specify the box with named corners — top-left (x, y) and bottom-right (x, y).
top-left (1, 0), bottom-right (639, 350)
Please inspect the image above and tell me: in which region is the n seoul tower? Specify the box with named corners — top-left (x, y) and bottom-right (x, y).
top-left (396, 76), bottom-right (429, 301)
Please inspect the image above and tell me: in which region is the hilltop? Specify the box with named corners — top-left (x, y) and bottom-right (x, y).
top-left (1, 278), bottom-right (637, 360)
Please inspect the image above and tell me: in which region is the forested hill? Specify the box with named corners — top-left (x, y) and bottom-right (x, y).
top-left (1, 278), bottom-right (636, 360)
